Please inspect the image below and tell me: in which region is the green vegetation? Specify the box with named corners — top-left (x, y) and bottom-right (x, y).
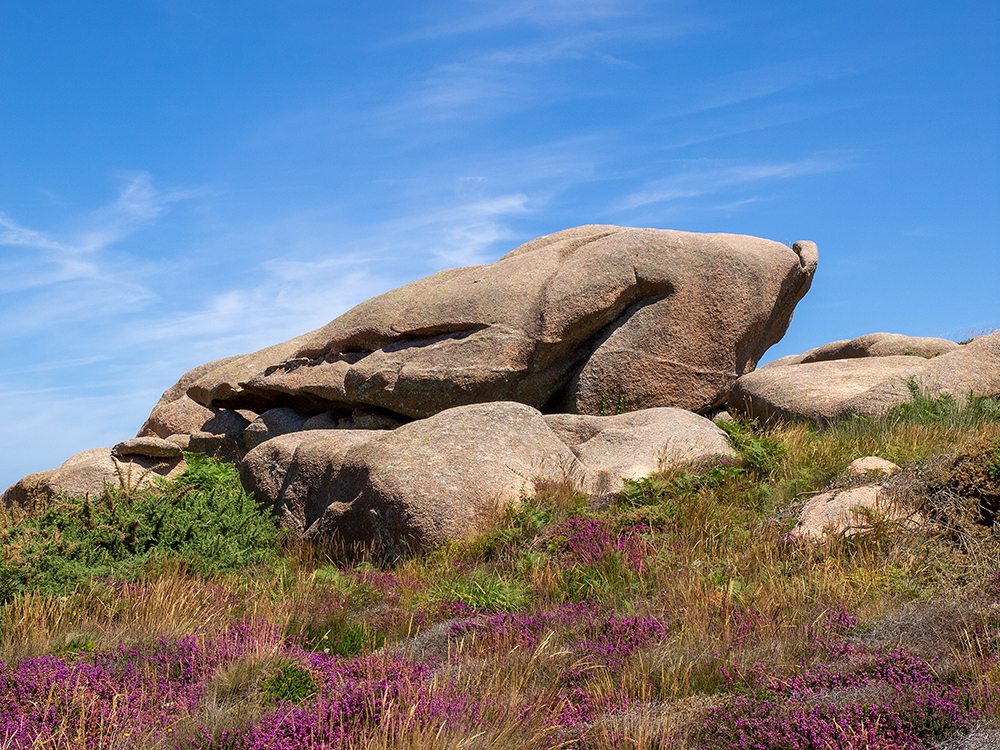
top-left (0, 392), bottom-right (998, 747)
top-left (0, 453), bottom-right (283, 603)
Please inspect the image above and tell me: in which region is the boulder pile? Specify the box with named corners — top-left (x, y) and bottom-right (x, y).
top-left (9, 221), bottom-right (1000, 552)
top-left (238, 403), bottom-right (736, 550)
top-left (11, 220), bottom-right (998, 552)
top-left (0, 223), bottom-right (834, 549)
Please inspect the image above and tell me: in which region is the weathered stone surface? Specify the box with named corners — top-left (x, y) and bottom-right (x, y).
top-left (351, 405), bottom-right (407, 430)
top-left (2, 448), bottom-right (185, 509)
top-left (185, 337), bottom-right (316, 412)
top-left (302, 412), bottom-right (342, 430)
top-left (139, 356), bottom-right (250, 436)
top-left (242, 408), bottom-right (309, 452)
top-left (793, 486), bottom-right (884, 540)
top-left (112, 437), bottom-right (184, 459)
top-left (241, 402), bottom-right (584, 553)
top-left (166, 434), bottom-right (191, 451)
top-left (846, 456), bottom-right (900, 476)
top-left (239, 430), bottom-right (378, 533)
top-left (763, 333), bottom-right (958, 369)
top-left (186, 432), bottom-right (242, 463)
top-left (185, 226), bottom-right (817, 419)
top-left (138, 391), bottom-right (252, 452)
top-left (729, 357), bottom-right (924, 424)
top-left (543, 408), bottom-right (736, 493)
top-left (792, 484), bottom-right (919, 541)
top-left (729, 332), bottom-right (1000, 424)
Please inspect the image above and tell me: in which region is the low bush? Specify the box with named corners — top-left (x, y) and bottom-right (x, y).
top-left (0, 453), bottom-right (282, 603)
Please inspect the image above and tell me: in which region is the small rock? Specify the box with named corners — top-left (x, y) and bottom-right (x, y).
top-left (792, 485), bottom-right (919, 541)
top-left (242, 407), bottom-right (308, 452)
top-left (846, 456), bottom-right (900, 476)
top-left (303, 412), bottom-right (341, 430)
top-left (112, 437), bottom-right (184, 459)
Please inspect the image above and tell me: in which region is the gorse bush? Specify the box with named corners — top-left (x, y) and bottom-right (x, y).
top-left (0, 453), bottom-right (282, 602)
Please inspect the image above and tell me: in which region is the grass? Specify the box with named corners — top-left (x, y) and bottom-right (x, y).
top-left (0, 392), bottom-right (999, 748)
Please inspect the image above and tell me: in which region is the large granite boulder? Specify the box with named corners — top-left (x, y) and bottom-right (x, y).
top-left (543, 408), bottom-right (736, 493)
top-left (240, 402), bottom-right (739, 552)
top-left (176, 226), bottom-right (816, 421)
top-left (730, 332), bottom-right (1000, 424)
top-left (2, 447), bottom-right (186, 509)
top-left (242, 402), bottom-right (585, 553)
top-left (239, 429), bottom-right (377, 533)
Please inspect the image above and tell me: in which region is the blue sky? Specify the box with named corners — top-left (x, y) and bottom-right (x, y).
top-left (1, 0), bottom-right (997, 491)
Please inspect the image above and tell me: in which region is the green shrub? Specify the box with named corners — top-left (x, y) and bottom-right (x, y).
top-left (883, 379), bottom-right (1000, 428)
top-left (718, 419), bottom-right (785, 479)
top-left (424, 569), bottom-right (529, 613)
top-left (0, 454), bottom-right (282, 602)
top-left (262, 661), bottom-right (317, 703)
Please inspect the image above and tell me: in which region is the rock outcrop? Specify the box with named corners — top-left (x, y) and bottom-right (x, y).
top-left (168, 226), bottom-right (816, 423)
top-left (791, 457), bottom-right (917, 541)
top-left (543, 408), bottom-right (736, 493)
top-left (763, 333), bottom-right (958, 369)
top-left (5, 224), bottom-right (818, 552)
top-left (138, 355), bottom-right (255, 459)
top-left (730, 332), bottom-right (1000, 424)
top-left (2, 447), bottom-right (186, 509)
top-left (239, 402), bottom-right (736, 551)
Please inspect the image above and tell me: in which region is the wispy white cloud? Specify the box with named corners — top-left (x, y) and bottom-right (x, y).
top-left (0, 355), bottom-right (112, 378)
top-left (619, 154), bottom-right (856, 210)
top-left (0, 172), bottom-right (182, 302)
top-left (665, 50), bottom-right (872, 118)
top-left (405, 192), bottom-right (533, 266)
top-left (379, 4), bottom-right (707, 124)
top-left (395, 0), bottom-right (633, 40)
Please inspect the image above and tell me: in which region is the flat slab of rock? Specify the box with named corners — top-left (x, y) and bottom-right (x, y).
top-left (763, 333), bottom-right (958, 369)
top-left (174, 226), bottom-right (816, 421)
top-left (112, 437), bottom-right (184, 459)
top-left (2, 448), bottom-right (186, 509)
top-left (544, 408), bottom-right (736, 493)
top-left (730, 332), bottom-right (1000, 424)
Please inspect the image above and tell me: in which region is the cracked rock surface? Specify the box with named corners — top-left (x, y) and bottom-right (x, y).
top-left (175, 225), bottom-right (817, 422)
